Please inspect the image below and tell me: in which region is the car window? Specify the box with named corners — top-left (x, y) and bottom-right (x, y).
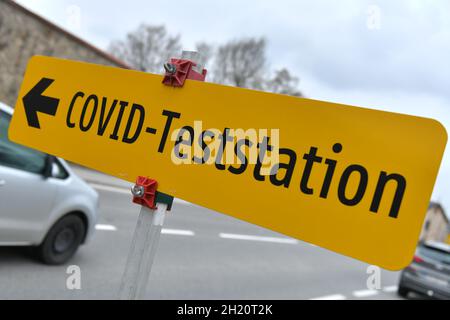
top-left (0, 110), bottom-right (47, 174)
top-left (419, 246), bottom-right (450, 265)
top-left (51, 159), bottom-right (69, 179)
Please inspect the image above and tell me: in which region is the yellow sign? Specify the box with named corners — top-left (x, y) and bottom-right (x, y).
top-left (9, 56), bottom-right (447, 270)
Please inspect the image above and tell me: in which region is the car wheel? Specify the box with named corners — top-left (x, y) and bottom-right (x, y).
top-left (397, 286), bottom-right (409, 298)
top-left (35, 214), bottom-right (86, 265)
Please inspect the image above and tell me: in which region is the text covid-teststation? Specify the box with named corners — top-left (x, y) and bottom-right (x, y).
top-left (9, 56), bottom-right (447, 270)
top-left (65, 90), bottom-right (406, 220)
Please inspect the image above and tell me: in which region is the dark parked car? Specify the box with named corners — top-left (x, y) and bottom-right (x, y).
top-left (398, 241), bottom-right (450, 299)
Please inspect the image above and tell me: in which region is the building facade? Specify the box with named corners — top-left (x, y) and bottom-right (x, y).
top-left (419, 202), bottom-right (449, 243)
top-left (0, 0), bottom-right (128, 107)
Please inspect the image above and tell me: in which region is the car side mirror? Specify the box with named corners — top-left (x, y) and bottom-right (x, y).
top-left (42, 155), bottom-right (55, 179)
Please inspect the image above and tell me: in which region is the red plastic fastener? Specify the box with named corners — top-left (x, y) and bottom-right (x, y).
top-left (132, 176), bottom-right (158, 209)
top-left (162, 58), bottom-right (207, 87)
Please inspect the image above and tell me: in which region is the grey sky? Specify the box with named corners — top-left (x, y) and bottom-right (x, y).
top-left (16, 0), bottom-right (450, 214)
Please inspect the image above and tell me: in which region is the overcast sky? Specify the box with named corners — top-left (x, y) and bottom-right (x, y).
top-left (16, 0), bottom-right (450, 215)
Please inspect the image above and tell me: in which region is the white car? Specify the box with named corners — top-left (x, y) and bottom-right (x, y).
top-left (0, 102), bottom-right (99, 264)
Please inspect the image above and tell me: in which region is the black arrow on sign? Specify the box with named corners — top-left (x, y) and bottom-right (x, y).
top-left (22, 78), bottom-right (59, 129)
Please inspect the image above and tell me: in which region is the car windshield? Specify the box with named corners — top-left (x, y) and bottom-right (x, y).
top-left (0, 110), bottom-right (47, 174)
top-left (419, 246), bottom-right (450, 265)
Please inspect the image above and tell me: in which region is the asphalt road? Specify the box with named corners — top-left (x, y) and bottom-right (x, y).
top-left (0, 166), bottom-right (410, 300)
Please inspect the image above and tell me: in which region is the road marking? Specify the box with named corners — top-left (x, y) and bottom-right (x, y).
top-left (161, 228), bottom-right (195, 236)
top-left (352, 289), bottom-right (378, 298)
top-left (91, 183), bottom-right (129, 194)
top-left (219, 233), bottom-right (298, 244)
top-left (90, 182), bottom-right (192, 205)
top-left (95, 224), bottom-right (194, 236)
top-left (383, 285), bottom-right (398, 293)
top-left (310, 294), bottom-right (347, 300)
top-left (95, 224), bottom-right (117, 231)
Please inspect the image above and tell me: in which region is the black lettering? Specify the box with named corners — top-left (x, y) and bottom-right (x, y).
top-left (97, 98), bottom-right (118, 136)
top-left (67, 91), bottom-right (84, 128)
top-left (79, 94), bottom-right (98, 132)
top-left (158, 110), bottom-right (181, 153)
top-left (253, 137), bottom-right (273, 181)
top-left (300, 147), bottom-right (323, 194)
top-left (193, 130), bottom-right (216, 164)
top-left (338, 164), bottom-right (368, 206)
top-left (215, 128), bottom-right (233, 170)
top-left (370, 172), bottom-right (406, 218)
top-left (174, 126), bottom-right (194, 160)
top-left (109, 101), bottom-right (128, 140)
top-left (228, 139), bottom-right (252, 175)
top-left (320, 143), bottom-right (342, 198)
top-left (122, 103), bottom-right (145, 144)
top-left (270, 148), bottom-right (297, 188)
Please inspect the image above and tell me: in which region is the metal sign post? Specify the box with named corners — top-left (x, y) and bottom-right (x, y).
top-left (118, 52), bottom-right (207, 300)
top-left (118, 202), bottom-right (168, 300)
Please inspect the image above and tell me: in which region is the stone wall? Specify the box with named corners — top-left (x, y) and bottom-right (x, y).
top-left (0, 0), bottom-right (128, 107)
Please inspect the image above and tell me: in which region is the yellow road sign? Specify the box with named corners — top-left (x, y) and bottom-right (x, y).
top-left (8, 56), bottom-right (447, 270)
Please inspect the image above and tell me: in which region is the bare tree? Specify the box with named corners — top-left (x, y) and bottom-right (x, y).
top-left (213, 38), bottom-right (266, 89)
top-left (195, 41), bottom-right (214, 69)
top-left (265, 68), bottom-right (303, 97)
top-left (210, 38), bottom-right (302, 95)
top-left (109, 26), bottom-right (303, 95)
top-left (109, 24), bottom-right (181, 73)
